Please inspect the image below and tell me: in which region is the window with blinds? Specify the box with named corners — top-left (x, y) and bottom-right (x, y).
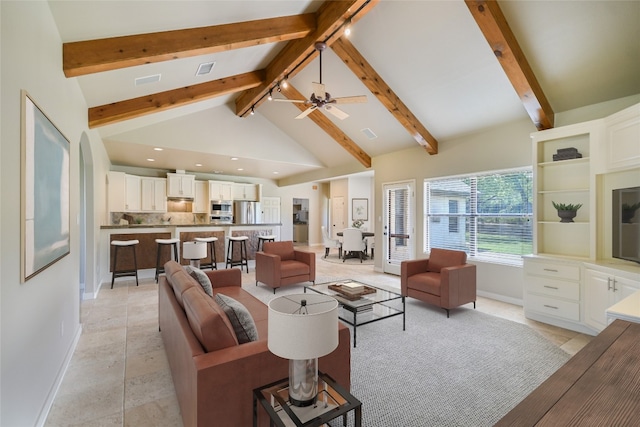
top-left (424, 168), bottom-right (533, 264)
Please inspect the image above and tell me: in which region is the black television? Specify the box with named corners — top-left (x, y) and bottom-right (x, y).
top-left (612, 186), bottom-right (640, 264)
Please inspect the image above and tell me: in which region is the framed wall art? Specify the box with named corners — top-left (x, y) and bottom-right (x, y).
top-left (21, 90), bottom-right (70, 282)
top-left (352, 198), bottom-right (368, 221)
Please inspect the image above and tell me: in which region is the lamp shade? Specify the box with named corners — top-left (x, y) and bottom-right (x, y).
top-left (268, 294), bottom-right (339, 360)
top-left (182, 241), bottom-right (207, 260)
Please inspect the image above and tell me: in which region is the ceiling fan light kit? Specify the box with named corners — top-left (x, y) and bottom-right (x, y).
top-left (275, 41), bottom-right (368, 120)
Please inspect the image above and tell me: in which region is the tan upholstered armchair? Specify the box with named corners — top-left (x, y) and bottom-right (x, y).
top-left (255, 241), bottom-right (315, 293)
top-left (400, 248), bottom-right (476, 317)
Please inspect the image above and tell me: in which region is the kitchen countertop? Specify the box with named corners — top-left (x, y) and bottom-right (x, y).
top-left (101, 223), bottom-right (282, 229)
top-left (606, 290), bottom-right (640, 324)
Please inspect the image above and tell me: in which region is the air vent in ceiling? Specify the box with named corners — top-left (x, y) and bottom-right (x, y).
top-left (134, 74), bottom-right (161, 86)
top-left (361, 127), bottom-right (378, 140)
top-left (196, 61), bottom-right (216, 76)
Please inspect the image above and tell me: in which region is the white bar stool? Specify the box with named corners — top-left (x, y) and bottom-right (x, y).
top-left (226, 235), bottom-right (249, 273)
top-left (257, 234), bottom-right (277, 252)
top-left (110, 239), bottom-right (139, 288)
top-left (155, 238), bottom-right (180, 282)
top-left (194, 237), bottom-right (218, 270)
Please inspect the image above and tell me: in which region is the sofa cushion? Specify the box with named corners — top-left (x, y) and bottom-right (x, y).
top-left (428, 249), bottom-right (467, 273)
top-left (280, 260), bottom-right (311, 279)
top-left (263, 241), bottom-right (296, 261)
top-left (215, 294), bottom-right (259, 344)
top-left (185, 265), bottom-right (213, 297)
top-left (182, 287), bottom-right (238, 352)
top-left (166, 265), bottom-right (197, 309)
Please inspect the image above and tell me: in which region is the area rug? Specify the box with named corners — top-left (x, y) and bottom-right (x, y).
top-left (242, 283), bottom-right (570, 427)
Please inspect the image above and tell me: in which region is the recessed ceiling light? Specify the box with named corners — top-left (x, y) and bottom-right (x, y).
top-left (273, 171), bottom-right (279, 175)
top-left (195, 163), bottom-right (202, 167)
top-left (237, 168), bottom-right (244, 171)
top-left (213, 170), bottom-right (223, 174)
top-left (231, 157), bottom-right (238, 161)
top-left (146, 158), bottom-right (155, 162)
top-left (196, 61), bottom-right (216, 76)
top-left (135, 74), bottom-right (161, 86)
top-left (154, 147), bottom-right (163, 151)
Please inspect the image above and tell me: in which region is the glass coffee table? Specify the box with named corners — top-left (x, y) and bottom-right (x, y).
top-left (305, 280), bottom-right (405, 347)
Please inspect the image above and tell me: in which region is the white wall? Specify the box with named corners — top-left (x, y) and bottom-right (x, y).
top-left (0, 2), bottom-right (96, 425)
top-left (372, 118), bottom-right (537, 301)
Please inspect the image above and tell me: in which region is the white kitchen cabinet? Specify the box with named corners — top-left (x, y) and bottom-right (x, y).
top-left (167, 173), bottom-right (195, 198)
top-left (141, 178), bottom-right (167, 212)
top-left (208, 180), bottom-right (232, 201)
top-left (108, 171), bottom-right (126, 212)
top-left (232, 183), bottom-right (258, 201)
top-left (604, 103), bottom-right (640, 172)
top-left (523, 256), bottom-right (586, 332)
top-left (584, 265), bottom-right (640, 331)
top-left (124, 174), bottom-right (141, 212)
top-left (193, 180), bottom-right (209, 213)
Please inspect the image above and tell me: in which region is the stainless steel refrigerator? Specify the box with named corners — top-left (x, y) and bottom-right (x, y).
top-left (233, 201), bottom-right (260, 224)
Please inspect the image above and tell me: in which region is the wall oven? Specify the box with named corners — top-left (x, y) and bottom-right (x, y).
top-left (210, 200), bottom-right (233, 224)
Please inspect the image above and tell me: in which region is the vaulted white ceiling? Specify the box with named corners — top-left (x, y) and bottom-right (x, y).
top-left (48, 0), bottom-right (640, 181)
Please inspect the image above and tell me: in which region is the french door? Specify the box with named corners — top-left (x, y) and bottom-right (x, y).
top-left (383, 181), bottom-right (415, 275)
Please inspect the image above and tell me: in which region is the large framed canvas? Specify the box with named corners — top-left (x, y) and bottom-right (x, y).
top-left (21, 91), bottom-right (70, 282)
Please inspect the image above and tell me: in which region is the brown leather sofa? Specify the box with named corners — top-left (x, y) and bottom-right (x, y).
top-left (255, 241), bottom-right (315, 293)
top-left (158, 260), bottom-right (351, 427)
top-left (400, 248), bottom-right (476, 317)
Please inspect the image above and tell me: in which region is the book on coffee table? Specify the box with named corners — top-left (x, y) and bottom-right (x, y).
top-left (340, 282), bottom-right (365, 294)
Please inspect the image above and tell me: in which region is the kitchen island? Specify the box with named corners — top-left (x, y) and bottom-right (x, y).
top-left (100, 223), bottom-right (281, 285)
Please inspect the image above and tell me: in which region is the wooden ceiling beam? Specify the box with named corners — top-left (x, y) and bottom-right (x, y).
top-left (235, 0), bottom-right (379, 118)
top-left (280, 84), bottom-right (371, 168)
top-left (331, 38), bottom-right (438, 155)
top-left (88, 70), bottom-right (264, 128)
top-left (63, 14), bottom-right (316, 77)
top-left (465, 0), bottom-right (554, 130)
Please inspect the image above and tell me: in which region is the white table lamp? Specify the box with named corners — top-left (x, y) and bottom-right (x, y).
top-left (182, 241), bottom-right (207, 268)
top-left (268, 293), bottom-right (338, 407)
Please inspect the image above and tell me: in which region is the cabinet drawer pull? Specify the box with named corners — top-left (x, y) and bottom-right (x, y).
top-left (543, 285), bottom-right (559, 290)
top-left (543, 268), bottom-right (559, 273)
top-left (543, 304), bottom-right (559, 310)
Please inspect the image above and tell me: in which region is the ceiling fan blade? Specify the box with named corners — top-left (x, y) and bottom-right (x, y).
top-left (295, 105), bottom-right (316, 119)
top-left (325, 105), bottom-right (349, 120)
top-left (333, 95), bottom-right (368, 104)
top-left (272, 98), bottom-right (306, 103)
top-left (312, 82), bottom-right (326, 100)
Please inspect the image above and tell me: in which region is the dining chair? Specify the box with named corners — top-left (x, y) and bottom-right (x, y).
top-left (341, 228), bottom-right (366, 262)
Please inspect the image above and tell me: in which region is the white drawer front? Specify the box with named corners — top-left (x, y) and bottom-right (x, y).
top-left (526, 277), bottom-right (580, 301)
top-left (526, 261), bottom-right (580, 281)
top-left (526, 294), bottom-right (580, 322)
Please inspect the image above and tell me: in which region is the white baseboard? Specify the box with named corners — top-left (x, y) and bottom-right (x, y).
top-left (36, 324), bottom-right (83, 427)
top-left (477, 290), bottom-right (523, 306)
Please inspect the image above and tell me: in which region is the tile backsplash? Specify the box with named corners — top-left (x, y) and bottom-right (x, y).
top-left (110, 212), bottom-right (209, 225)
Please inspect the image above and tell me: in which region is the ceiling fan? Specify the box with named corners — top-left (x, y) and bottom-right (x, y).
top-left (273, 42), bottom-right (368, 120)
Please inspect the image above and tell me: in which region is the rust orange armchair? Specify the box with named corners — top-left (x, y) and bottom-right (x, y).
top-left (255, 241), bottom-right (315, 293)
top-left (401, 248), bottom-right (476, 317)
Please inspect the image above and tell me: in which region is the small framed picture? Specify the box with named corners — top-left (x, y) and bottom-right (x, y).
top-left (352, 198), bottom-right (368, 221)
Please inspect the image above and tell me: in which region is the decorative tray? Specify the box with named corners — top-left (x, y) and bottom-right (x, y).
top-left (328, 283), bottom-right (376, 301)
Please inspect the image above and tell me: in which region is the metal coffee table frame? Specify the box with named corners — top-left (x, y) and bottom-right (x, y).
top-left (305, 280), bottom-right (405, 347)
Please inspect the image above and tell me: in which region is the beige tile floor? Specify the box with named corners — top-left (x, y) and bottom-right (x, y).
top-left (45, 245), bottom-right (593, 426)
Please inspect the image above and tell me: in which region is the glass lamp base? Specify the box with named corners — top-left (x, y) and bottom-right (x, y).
top-left (288, 358), bottom-right (318, 407)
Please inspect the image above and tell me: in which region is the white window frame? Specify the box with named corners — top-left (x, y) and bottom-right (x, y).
top-left (424, 167), bottom-right (533, 266)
